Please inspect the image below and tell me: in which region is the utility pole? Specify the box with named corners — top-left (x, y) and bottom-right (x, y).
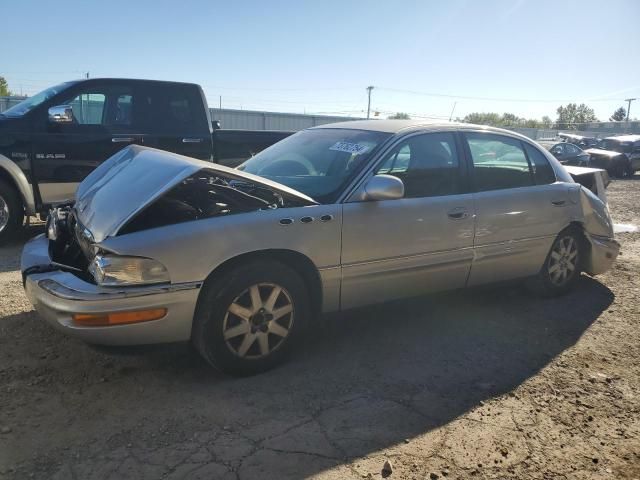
top-left (366, 86), bottom-right (374, 119)
top-left (85, 72), bottom-right (90, 79)
top-left (625, 98), bottom-right (636, 122)
top-left (449, 101), bottom-right (457, 122)
top-left (219, 95), bottom-right (222, 110)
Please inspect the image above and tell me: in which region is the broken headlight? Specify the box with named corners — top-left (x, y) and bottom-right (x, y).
top-left (88, 255), bottom-right (170, 286)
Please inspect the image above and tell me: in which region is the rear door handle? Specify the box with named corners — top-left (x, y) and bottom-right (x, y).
top-left (551, 200), bottom-right (566, 206)
top-left (182, 137), bottom-right (204, 143)
top-left (447, 207), bottom-right (469, 220)
top-left (112, 137), bottom-right (135, 143)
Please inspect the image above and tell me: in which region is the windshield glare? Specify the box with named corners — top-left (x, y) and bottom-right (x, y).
top-left (2, 81), bottom-right (76, 117)
top-left (238, 128), bottom-right (391, 203)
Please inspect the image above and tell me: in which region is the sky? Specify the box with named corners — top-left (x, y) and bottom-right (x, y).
top-left (3, 0), bottom-right (640, 122)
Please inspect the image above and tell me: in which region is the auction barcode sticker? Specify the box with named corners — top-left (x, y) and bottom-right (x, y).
top-left (329, 142), bottom-right (370, 155)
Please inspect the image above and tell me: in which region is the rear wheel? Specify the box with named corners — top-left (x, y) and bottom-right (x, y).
top-left (0, 179), bottom-right (24, 244)
top-left (528, 227), bottom-right (584, 296)
top-left (192, 260), bottom-right (310, 376)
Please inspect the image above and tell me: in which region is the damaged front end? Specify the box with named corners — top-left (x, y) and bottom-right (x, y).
top-left (27, 145), bottom-right (316, 287)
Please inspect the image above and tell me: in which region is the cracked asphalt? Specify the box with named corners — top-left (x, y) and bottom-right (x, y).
top-left (1, 178), bottom-right (639, 479)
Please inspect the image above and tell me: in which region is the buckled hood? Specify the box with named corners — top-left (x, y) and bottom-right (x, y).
top-left (74, 145), bottom-right (316, 242)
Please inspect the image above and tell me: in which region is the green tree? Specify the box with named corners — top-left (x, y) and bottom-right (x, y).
top-left (388, 112), bottom-right (410, 119)
top-left (463, 112), bottom-right (502, 126)
top-left (0, 77), bottom-right (10, 96)
top-left (555, 103), bottom-right (598, 130)
top-left (609, 107), bottom-right (626, 122)
top-left (541, 116), bottom-right (553, 128)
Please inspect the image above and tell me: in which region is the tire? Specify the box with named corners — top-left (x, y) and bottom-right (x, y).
top-left (0, 178), bottom-right (24, 244)
top-left (191, 260), bottom-right (310, 376)
top-left (608, 162), bottom-right (625, 179)
top-left (527, 227), bottom-right (585, 297)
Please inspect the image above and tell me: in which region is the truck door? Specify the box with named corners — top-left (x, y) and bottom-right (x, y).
top-left (139, 84), bottom-right (212, 160)
top-left (32, 82), bottom-right (143, 204)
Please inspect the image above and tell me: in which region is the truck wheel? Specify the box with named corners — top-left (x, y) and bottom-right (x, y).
top-left (0, 179), bottom-right (24, 243)
top-left (527, 227), bottom-right (585, 297)
top-left (192, 260), bottom-right (310, 376)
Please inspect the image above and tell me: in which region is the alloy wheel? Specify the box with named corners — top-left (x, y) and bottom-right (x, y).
top-left (222, 283), bottom-right (294, 359)
top-left (0, 194), bottom-right (9, 234)
top-left (548, 236), bottom-right (579, 286)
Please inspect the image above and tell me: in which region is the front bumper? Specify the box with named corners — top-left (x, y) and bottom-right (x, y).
top-left (584, 233), bottom-right (620, 276)
top-left (21, 234), bottom-right (201, 346)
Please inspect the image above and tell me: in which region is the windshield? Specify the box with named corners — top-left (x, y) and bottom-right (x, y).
top-left (238, 128), bottom-right (391, 203)
top-left (2, 81), bottom-right (76, 117)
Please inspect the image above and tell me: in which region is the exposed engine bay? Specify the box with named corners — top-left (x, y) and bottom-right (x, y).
top-left (43, 172), bottom-right (310, 279)
top-left (119, 171), bottom-right (309, 235)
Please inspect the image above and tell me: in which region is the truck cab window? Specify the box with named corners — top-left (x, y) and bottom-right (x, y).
top-left (68, 93), bottom-right (106, 125)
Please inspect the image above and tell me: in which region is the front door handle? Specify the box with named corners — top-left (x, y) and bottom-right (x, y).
top-left (112, 137), bottom-right (135, 143)
top-left (182, 137), bottom-right (204, 143)
top-left (551, 200), bottom-right (566, 206)
top-left (447, 208), bottom-right (469, 220)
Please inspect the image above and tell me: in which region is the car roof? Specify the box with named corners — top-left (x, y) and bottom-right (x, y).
top-left (309, 119), bottom-right (529, 138)
top-left (71, 77), bottom-right (201, 88)
top-left (604, 134), bottom-right (640, 142)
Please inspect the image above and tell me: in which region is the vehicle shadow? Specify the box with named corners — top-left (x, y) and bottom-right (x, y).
top-left (2, 275), bottom-right (613, 478)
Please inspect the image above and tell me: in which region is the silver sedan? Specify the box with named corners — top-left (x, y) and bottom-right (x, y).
top-left (21, 121), bottom-right (620, 375)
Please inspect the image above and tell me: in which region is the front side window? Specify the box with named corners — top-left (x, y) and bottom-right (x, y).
top-left (239, 128), bottom-right (391, 203)
top-left (375, 132), bottom-right (462, 198)
top-left (466, 133), bottom-right (533, 191)
top-left (67, 93), bottom-right (106, 125)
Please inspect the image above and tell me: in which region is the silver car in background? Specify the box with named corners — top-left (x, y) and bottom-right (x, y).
top-left (21, 121), bottom-right (620, 375)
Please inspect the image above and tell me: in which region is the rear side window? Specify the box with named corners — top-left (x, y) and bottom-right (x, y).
top-left (524, 143), bottom-right (556, 185)
top-left (466, 133), bottom-right (533, 191)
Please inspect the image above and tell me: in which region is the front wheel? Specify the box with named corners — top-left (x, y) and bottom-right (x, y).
top-left (0, 179), bottom-right (24, 244)
top-left (527, 228), bottom-right (584, 296)
top-left (192, 260), bottom-right (310, 376)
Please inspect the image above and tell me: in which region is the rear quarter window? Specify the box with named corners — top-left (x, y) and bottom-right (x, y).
top-left (524, 143), bottom-right (556, 185)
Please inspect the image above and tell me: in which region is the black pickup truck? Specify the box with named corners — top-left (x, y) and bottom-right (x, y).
top-left (0, 78), bottom-right (292, 242)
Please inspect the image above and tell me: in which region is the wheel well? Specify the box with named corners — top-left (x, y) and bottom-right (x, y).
top-left (0, 168), bottom-right (24, 210)
top-left (203, 249), bottom-right (323, 316)
top-left (567, 221), bottom-right (591, 264)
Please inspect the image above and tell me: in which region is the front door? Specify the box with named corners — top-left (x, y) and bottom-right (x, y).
top-left (340, 132), bottom-right (475, 310)
top-left (32, 82), bottom-right (143, 204)
top-left (462, 132), bottom-right (572, 286)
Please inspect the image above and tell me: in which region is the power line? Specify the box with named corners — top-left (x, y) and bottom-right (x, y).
top-left (375, 86), bottom-right (638, 104)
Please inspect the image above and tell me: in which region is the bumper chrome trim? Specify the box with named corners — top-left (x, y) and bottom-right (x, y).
top-left (37, 279), bottom-right (202, 302)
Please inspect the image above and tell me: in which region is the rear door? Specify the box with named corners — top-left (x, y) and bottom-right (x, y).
top-left (32, 81), bottom-right (143, 204)
top-left (462, 132), bottom-right (570, 286)
top-left (340, 132), bottom-right (475, 309)
top-left (139, 83), bottom-right (212, 160)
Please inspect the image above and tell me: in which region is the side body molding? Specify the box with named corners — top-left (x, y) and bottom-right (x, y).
top-left (0, 154), bottom-right (36, 215)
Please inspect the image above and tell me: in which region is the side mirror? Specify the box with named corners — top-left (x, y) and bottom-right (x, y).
top-left (363, 174), bottom-right (404, 201)
top-left (48, 105), bottom-right (74, 123)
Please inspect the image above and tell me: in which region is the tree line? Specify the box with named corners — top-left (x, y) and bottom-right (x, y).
top-left (389, 103), bottom-right (634, 130)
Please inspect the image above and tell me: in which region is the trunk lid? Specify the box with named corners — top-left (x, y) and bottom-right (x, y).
top-left (74, 145), bottom-right (316, 242)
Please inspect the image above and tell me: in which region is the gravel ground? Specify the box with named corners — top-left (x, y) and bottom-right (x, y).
top-left (0, 179), bottom-right (639, 480)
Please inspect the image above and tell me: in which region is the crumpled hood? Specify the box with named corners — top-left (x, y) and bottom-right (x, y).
top-left (75, 145), bottom-right (316, 242)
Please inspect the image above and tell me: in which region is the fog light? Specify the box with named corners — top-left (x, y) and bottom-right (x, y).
top-left (73, 308), bottom-right (167, 326)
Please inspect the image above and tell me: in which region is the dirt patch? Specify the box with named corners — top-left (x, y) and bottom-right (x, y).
top-left (0, 181), bottom-right (639, 480)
